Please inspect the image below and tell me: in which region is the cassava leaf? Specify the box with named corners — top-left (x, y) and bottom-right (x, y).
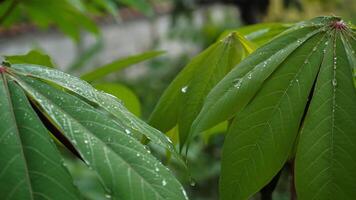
top-left (207, 16), bottom-right (356, 200)
top-left (11, 64), bottom-right (181, 163)
top-left (149, 32), bottom-right (253, 148)
top-left (12, 76), bottom-right (188, 200)
top-left (295, 31), bottom-right (356, 200)
top-left (0, 74), bottom-right (80, 199)
top-left (0, 63), bottom-right (188, 199)
top-left (192, 18), bottom-right (326, 136)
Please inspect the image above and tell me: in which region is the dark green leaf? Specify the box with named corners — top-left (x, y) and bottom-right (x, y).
top-left (11, 75), bottom-right (188, 200)
top-left (11, 64), bottom-right (182, 165)
top-left (192, 21), bottom-right (323, 136)
top-left (209, 16), bottom-right (356, 200)
top-left (0, 74), bottom-right (80, 199)
top-left (295, 31), bottom-right (356, 200)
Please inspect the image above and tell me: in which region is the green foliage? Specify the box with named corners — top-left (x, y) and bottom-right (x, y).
top-left (150, 22), bottom-right (290, 148)
top-left (0, 0), bottom-right (153, 41)
top-left (81, 50), bottom-right (165, 82)
top-left (0, 63), bottom-right (188, 199)
top-left (4, 49), bottom-right (55, 67)
top-left (149, 32), bottom-right (253, 148)
top-left (191, 16), bottom-right (356, 199)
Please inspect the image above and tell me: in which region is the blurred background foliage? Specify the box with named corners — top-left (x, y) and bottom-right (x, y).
top-left (0, 0), bottom-right (354, 199)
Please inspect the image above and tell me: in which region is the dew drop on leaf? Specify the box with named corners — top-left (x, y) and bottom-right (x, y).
top-left (181, 86), bottom-right (188, 93)
top-left (162, 179), bottom-right (167, 186)
top-left (332, 79), bottom-right (337, 86)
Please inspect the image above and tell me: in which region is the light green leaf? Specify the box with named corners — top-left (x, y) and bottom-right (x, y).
top-left (11, 75), bottom-right (188, 200)
top-left (94, 83), bottom-right (141, 116)
top-left (5, 49), bottom-right (55, 67)
top-left (81, 50), bottom-right (165, 82)
top-left (220, 23), bottom-right (292, 47)
top-left (149, 32), bottom-right (250, 147)
top-left (295, 32), bottom-right (356, 200)
top-left (0, 74), bottom-right (80, 199)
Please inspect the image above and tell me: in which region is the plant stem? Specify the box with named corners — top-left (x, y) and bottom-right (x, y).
top-left (290, 161), bottom-right (297, 200)
top-left (260, 170), bottom-right (282, 200)
top-left (0, 0), bottom-right (18, 25)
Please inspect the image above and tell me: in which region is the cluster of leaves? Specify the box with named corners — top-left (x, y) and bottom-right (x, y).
top-left (151, 16), bottom-right (356, 199)
top-left (1, 14), bottom-right (355, 200)
top-left (0, 0), bottom-right (153, 41)
top-left (0, 62), bottom-right (188, 199)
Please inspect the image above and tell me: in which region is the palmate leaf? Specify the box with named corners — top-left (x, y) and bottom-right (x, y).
top-left (192, 16), bottom-right (356, 199)
top-left (0, 64), bottom-right (188, 199)
top-left (0, 74), bottom-right (80, 199)
top-left (295, 29), bottom-right (356, 199)
top-left (11, 64), bottom-right (180, 161)
top-left (149, 32), bottom-right (253, 148)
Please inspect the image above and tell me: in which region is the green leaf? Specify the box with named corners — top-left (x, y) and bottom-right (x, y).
top-left (11, 64), bottom-right (182, 165)
top-left (192, 21), bottom-right (323, 136)
top-left (202, 16), bottom-right (356, 200)
top-left (0, 62), bottom-right (188, 199)
top-left (12, 75), bottom-right (188, 200)
top-left (295, 32), bottom-right (356, 199)
top-left (0, 74), bottom-right (80, 199)
top-left (220, 29), bottom-right (327, 200)
top-left (22, 0), bottom-right (99, 41)
top-left (81, 50), bottom-right (165, 82)
top-left (5, 49), bottom-right (55, 67)
top-left (149, 32), bottom-right (251, 147)
top-left (94, 83), bottom-right (141, 116)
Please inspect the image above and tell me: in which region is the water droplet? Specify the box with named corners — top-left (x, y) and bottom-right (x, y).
top-left (181, 86), bottom-right (188, 93)
top-left (84, 140), bottom-right (89, 144)
top-left (325, 41), bottom-right (329, 45)
top-left (247, 73), bottom-right (252, 79)
top-left (105, 194), bottom-right (112, 199)
top-left (233, 78), bottom-right (242, 89)
top-left (155, 167), bottom-right (160, 172)
top-left (125, 129), bottom-right (131, 134)
top-left (162, 180), bottom-right (167, 186)
top-left (332, 79), bottom-right (337, 86)
top-left (136, 153), bottom-right (140, 157)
